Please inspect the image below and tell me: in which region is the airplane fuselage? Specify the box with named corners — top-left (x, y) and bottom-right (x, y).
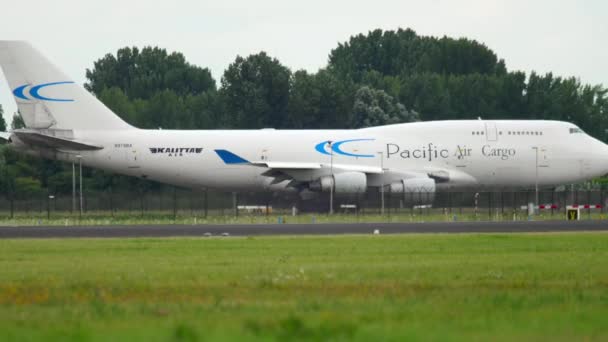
top-left (19, 120), bottom-right (607, 193)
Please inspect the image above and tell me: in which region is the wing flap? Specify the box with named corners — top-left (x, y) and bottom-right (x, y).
top-left (253, 161), bottom-right (322, 169)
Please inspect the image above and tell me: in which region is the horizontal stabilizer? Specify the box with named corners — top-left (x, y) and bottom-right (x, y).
top-left (0, 132), bottom-right (9, 142)
top-left (13, 130), bottom-right (103, 151)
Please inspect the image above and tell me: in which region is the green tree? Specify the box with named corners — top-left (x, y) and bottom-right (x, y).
top-left (351, 86), bottom-right (419, 128)
top-left (13, 177), bottom-right (43, 199)
top-left (286, 70), bottom-right (355, 129)
top-left (311, 69), bottom-right (356, 128)
top-left (221, 52), bottom-right (291, 128)
top-left (140, 90), bottom-right (188, 129)
top-left (329, 28), bottom-right (505, 83)
top-left (85, 47), bottom-right (216, 99)
top-left (286, 70), bottom-right (321, 128)
top-left (86, 46), bottom-right (219, 130)
top-left (0, 104), bottom-right (5, 131)
top-left (97, 87), bottom-right (139, 125)
top-left (11, 112), bottom-right (25, 130)
top-left (184, 90), bottom-right (225, 129)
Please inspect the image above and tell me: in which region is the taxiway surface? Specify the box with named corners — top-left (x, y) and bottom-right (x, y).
top-left (0, 220), bottom-right (607, 238)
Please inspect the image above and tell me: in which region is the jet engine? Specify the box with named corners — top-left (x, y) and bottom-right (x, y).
top-left (388, 177), bottom-right (436, 205)
top-left (310, 171), bottom-right (367, 194)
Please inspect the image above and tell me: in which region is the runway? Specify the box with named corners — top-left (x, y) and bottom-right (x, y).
top-left (0, 220), bottom-right (607, 238)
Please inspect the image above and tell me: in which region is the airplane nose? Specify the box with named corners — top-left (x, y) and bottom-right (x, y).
top-left (595, 141), bottom-right (608, 175)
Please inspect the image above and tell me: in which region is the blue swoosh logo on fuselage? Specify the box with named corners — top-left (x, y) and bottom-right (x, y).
top-left (315, 138), bottom-right (375, 158)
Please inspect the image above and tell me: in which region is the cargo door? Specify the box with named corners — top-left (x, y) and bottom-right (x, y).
top-left (124, 146), bottom-right (140, 170)
top-left (537, 146), bottom-right (550, 168)
top-left (485, 122), bottom-right (498, 142)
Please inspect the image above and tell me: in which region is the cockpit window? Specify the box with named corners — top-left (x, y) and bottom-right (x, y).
top-left (569, 128), bottom-right (584, 134)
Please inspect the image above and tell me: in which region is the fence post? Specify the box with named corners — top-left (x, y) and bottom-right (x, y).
top-left (459, 192), bottom-right (463, 217)
top-left (448, 191), bottom-right (452, 215)
top-left (204, 188), bottom-right (208, 219)
top-left (601, 189), bottom-right (605, 216)
top-left (500, 191), bottom-right (504, 219)
top-left (488, 192), bottom-right (492, 221)
top-left (588, 189), bottom-right (591, 220)
top-left (109, 186), bottom-right (114, 217)
top-left (140, 189), bottom-right (145, 217)
top-left (173, 186), bottom-right (177, 220)
top-left (410, 192), bottom-right (414, 218)
top-left (46, 192), bottom-right (50, 220)
top-left (233, 192), bottom-right (238, 217)
top-left (551, 189), bottom-right (554, 217)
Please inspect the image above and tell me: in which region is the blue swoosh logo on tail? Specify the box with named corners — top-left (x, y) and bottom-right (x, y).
top-left (12, 81), bottom-right (75, 102)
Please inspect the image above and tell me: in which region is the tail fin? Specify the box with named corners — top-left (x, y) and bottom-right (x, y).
top-left (0, 41), bottom-right (133, 130)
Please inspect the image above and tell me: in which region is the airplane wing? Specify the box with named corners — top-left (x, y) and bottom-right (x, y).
top-left (213, 149), bottom-right (475, 189)
top-left (214, 148), bottom-right (425, 188)
top-left (214, 149), bottom-right (381, 172)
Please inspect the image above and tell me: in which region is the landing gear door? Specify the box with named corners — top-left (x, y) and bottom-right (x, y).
top-left (485, 122), bottom-right (498, 142)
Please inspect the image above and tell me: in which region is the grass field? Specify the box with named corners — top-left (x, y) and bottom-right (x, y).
top-left (1, 233), bottom-right (607, 341)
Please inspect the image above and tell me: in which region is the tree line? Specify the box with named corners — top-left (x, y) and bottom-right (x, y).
top-left (1, 28), bottom-right (607, 197)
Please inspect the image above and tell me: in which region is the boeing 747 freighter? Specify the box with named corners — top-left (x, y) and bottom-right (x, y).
top-left (1, 41), bottom-right (607, 203)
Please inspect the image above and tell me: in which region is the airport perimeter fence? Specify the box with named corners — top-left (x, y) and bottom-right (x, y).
top-left (0, 187), bottom-right (607, 223)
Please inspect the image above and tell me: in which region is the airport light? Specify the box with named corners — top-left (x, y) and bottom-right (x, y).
top-left (47, 194), bottom-right (54, 220)
top-left (327, 140), bottom-right (334, 215)
top-left (76, 155), bottom-right (83, 217)
top-left (72, 161), bottom-right (75, 213)
top-left (532, 146), bottom-right (539, 214)
top-left (377, 151), bottom-right (385, 215)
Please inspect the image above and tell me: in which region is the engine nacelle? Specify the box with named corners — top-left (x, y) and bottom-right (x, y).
top-left (388, 177), bottom-right (436, 205)
top-left (310, 171), bottom-right (367, 194)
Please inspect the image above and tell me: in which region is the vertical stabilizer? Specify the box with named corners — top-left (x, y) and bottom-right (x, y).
top-left (0, 41), bottom-right (133, 130)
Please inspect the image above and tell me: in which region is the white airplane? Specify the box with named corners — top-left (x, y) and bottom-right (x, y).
top-left (1, 41), bottom-right (607, 204)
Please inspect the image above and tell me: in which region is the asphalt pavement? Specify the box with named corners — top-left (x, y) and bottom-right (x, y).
top-left (0, 220), bottom-right (607, 238)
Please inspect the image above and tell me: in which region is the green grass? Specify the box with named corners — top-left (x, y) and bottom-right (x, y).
top-left (1, 233), bottom-right (608, 341)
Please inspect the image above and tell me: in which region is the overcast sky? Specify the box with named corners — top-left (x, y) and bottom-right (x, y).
top-left (1, 0), bottom-right (606, 127)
